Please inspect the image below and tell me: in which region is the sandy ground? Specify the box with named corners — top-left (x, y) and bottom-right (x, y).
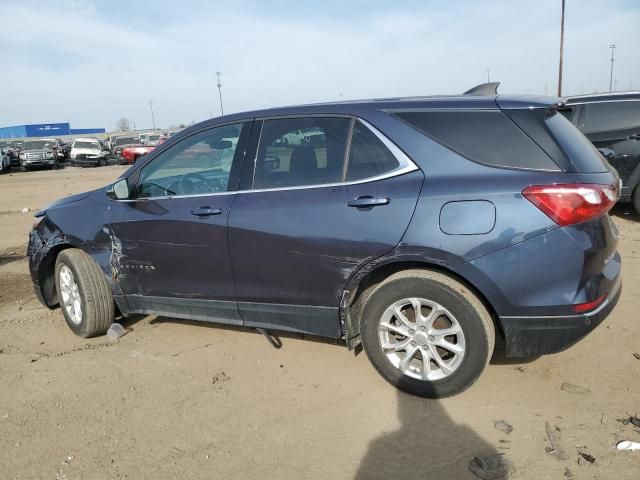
top-left (0, 166), bottom-right (639, 480)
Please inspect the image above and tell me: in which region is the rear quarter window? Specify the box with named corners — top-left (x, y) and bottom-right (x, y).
top-left (394, 110), bottom-right (561, 171)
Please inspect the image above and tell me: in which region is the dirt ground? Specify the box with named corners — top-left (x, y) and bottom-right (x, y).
top-left (0, 166), bottom-right (639, 480)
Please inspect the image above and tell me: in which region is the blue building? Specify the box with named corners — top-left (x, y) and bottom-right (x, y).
top-left (0, 123), bottom-right (106, 139)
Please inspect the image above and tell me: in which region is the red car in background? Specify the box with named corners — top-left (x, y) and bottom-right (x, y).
top-left (121, 136), bottom-right (168, 165)
top-left (121, 145), bottom-right (155, 165)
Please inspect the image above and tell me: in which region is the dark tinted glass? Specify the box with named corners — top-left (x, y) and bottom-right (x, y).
top-left (395, 111), bottom-right (560, 171)
top-left (346, 121), bottom-right (400, 181)
top-left (253, 117), bottom-right (350, 189)
top-left (579, 101), bottom-right (640, 134)
top-left (545, 111), bottom-right (608, 173)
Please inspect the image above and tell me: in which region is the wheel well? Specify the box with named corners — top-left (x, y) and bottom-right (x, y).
top-left (344, 260), bottom-right (502, 347)
top-left (38, 244), bottom-right (73, 307)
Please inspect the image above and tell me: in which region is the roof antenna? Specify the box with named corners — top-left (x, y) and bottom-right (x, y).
top-left (464, 82), bottom-right (500, 95)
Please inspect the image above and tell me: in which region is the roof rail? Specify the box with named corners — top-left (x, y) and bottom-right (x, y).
top-left (464, 82), bottom-right (500, 95)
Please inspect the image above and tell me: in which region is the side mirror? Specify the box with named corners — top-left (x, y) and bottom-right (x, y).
top-left (263, 155), bottom-right (280, 172)
top-left (106, 178), bottom-right (131, 200)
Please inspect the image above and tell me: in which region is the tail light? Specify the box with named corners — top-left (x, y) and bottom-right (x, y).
top-left (572, 294), bottom-right (606, 313)
top-left (522, 183), bottom-right (618, 227)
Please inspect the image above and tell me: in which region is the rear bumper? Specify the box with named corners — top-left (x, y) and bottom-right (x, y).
top-left (499, 277), bottom-right (621, 357)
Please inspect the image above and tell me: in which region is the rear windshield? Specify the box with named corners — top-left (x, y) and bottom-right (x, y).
top-left (544, 111), bottom-right (609, 173)
top-left (115, 137), bottom-right (139, 146)
top-left (394, 110), bottom-right (560, 171)
top-left (74, 141), bottom-right (100, 149)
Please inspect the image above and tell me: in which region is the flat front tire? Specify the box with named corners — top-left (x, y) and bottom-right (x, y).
top-left (360, 269), bottom-right (495, 398)
top-left (55, 249), bottom-right (114, 337)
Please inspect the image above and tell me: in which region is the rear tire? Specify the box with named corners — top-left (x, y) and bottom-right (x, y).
top-left (54, 249), bottom-right (114, 338)
top-left (633, 186), bottom-right (640, 216)
top-left (360, 269), bottom-right (495, 398)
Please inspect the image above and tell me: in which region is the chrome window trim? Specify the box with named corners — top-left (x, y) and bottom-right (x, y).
top-left (246, 118), bottom-right (417, 194)
top-left (119, 118), bottom-right (418, 202)
top-left (566, 98), bottom-right (640, 106)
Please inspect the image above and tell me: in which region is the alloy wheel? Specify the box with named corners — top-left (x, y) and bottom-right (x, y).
top-left (59, 265), bottom-right (82, 325)
top-left (378, 297), bottom-right (466, 381)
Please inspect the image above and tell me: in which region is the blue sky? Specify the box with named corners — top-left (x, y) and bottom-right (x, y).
top-left (1, 0), bottom-right (639, 130)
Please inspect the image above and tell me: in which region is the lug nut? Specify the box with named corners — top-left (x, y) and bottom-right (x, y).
top-left (428, 335), bottom-right (435, 341)
top-left (409, 329), bottom-right (415, 335)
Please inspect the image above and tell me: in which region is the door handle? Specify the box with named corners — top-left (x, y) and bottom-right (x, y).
top-left (629, 132), bottom-right (640, 140)
top-left (190, 206), bottom-right (223, 217)
top-left (347, 196), bottom-right (390, 208)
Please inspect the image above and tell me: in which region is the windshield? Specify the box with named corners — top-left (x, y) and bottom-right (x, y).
top-left (148, 135), bottom-right (161, 141)
top-left (23, 141), bottom-right (51, 150)
top-left (74, 141), bottom-right (100, 150)
top-left (115, 137), bottom-right (139, 146)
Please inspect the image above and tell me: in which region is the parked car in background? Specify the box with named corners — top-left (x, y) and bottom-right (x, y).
top-left (19, 138), bottom-right (59, 170)
top-left (111, 135), bottom-right (143, 162)
top-left (563, 92), bottom-right (640, 214)
top-left (58, 140), bottom-right (72, 160)
top-left (28, 93), bottom-right (621, 398)
top-left (121, 145), bottom-right (155, 165)
top-left (0, 140), bottom-right (21, 167)
top-left (70, 138), bottom-right (108, 167)
top-left (0, 146), bottom-right (10, 173)
top-left (138, 133), bottom-right (163, 146)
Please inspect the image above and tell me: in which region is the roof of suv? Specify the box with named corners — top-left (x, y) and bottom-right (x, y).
top-left (211, 94), bottom-right (562, 125)
top-left (566, 91), bottom-right (640, 103)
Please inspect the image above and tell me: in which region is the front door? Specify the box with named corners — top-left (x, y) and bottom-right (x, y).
top-left (228, 116), bottom-right (424, 337)
top-left (106, 122), bottom-right (251, 324)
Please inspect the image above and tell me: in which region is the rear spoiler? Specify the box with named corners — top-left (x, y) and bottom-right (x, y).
top-left (464, 82), bottom-right (500, 95)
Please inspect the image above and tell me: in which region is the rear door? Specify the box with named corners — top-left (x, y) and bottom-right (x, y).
top-left (228, 116), bottom-right (424, 337)
top-left (576, 100), bottom-right (640, 192)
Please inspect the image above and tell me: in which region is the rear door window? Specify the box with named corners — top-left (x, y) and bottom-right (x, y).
top-left (579, 101), bottom-right (640, 134)
top-left (251, 118), bottom-right (410, 189)
top-left (394, 110), bottom-right (561, 171)
top-left (252, 117), bottom-right (350, 189)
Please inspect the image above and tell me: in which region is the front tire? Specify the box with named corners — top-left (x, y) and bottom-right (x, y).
top-left (55, 249), bottom-right (114, 337)
top-left (633, 186), bottom-right (640, 216)
top-left (360, 270), bottom-right (495, 398)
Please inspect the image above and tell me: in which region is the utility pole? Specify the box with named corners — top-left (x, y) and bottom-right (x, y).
top-left (557, 0), bottom-right (565, 96)
top-left (149, 101), bottom-right (156, 130)
top-left (609, 44), bottom-right (616, 92)
top-left (216, 72), bottom-right (224, 115)
top-left (486, 68), bottom-right (491, 83)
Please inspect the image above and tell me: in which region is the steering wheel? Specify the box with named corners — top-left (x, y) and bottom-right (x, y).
top-left (179, 172), bottom-right (213, 195)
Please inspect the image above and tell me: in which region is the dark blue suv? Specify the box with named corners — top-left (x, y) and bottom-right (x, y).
top-left (28, 93), bottom-right (622, 397)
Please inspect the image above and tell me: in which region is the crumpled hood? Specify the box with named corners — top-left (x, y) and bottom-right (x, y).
top-left (37, 189), bottom-right (100, 215)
